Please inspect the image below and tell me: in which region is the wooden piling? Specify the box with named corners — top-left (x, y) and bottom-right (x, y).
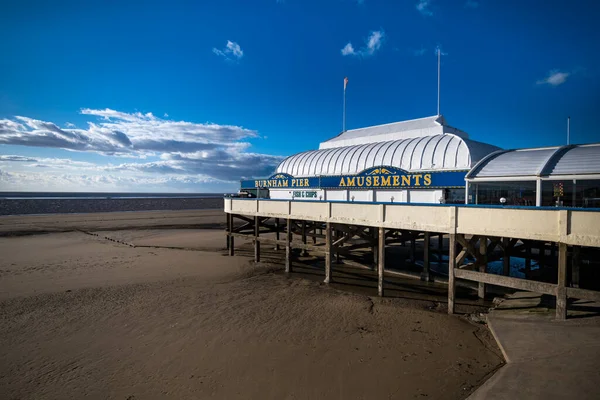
top-left (572, 246), bottom-right (580, 288)
top-left (226, 212), bottom-right (231, 250)
top-left (285, 218), bottom-right (292, 273)
top-left (421, 232), bottom-right (431, 282)
top-left (372, 227), bottom-right (378, 269)
top-left (448, 233), bottom-right (457, 314)
top-left (378, 227), bottom-right (385, 296)
top-left (410, 235), bottom-right (416, 263)
top-left (335, 228), bottom-right (341, 264)
top-left (325, 222), bottom-right (332, 283)
top-left (254, 216), bottom-right (260, 263)
top-left (301, 220), bottom-right (308, 256)
top-left (556, 243), bottom-right (568, 320)
top-left (478, 236), bottom-right (487, 299)
top-left (502, 237), bottom-right (510, 276)
top-left (275, 218), bottom-right (280, 251)
top-left (228, 215), bottom-right (235, 257)
top-left (525, 241), bottom-right (532, 279)
top-left (437, 233), bottom-right (443, 269)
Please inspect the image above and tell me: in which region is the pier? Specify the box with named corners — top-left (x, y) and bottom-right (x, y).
top-left (225, 198), bottom-right (600, 320)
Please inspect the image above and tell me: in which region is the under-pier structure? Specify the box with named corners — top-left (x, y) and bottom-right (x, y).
top-left (225, 198), bottom-right (600, 320)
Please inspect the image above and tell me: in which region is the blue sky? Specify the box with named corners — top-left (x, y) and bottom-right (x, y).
top-left (1, 0), bottom-right (599, 192)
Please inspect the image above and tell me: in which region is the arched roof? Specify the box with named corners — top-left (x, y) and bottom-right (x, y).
top-left (276, 134), bottom-right (500, 177)
top-left (466, 143), bottom-right (600, 179)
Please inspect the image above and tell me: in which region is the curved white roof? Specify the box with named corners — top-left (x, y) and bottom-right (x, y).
top-left (466, 143), bottom-right (600, 179)
top-left (319, 115), bottom-right (469, 149)
top-left (277, 134), bottom-right (500, 177)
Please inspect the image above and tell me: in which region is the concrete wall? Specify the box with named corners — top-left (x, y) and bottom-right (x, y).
top-left (456, 207), bottom-right (558, 242)
top-left (227, 199), bottom-right (600, 248)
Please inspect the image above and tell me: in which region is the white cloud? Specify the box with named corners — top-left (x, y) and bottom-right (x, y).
top-left (465, 0), bottom-right (479, 8)
top-left (213, 40), bottom-right (244, 61)
top-left (0, 168), bottom-right (230, 193)
top-left (0, 109), bottom-right (283, 188)
top-left (416, 0), bottom-right (433, 16)
top-left (341, 43), bottom-right (355, 56)
top-left (537, 70), bottom-right (570, 86)
top-left (341, 30), bottom-right (385, 57)
top-left (65, 122), bottom-right (76, 128)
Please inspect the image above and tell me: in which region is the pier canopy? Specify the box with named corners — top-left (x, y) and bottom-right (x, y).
top-left (466, 143), bottom-right (600, 207)
top-left (276, 115), bottom-right (500, 177)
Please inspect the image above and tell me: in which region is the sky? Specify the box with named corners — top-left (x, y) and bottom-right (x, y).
top-left (1, 0), bottom-right (599, 193)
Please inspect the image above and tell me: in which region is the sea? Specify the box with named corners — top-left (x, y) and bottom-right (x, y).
top-left (0, 192), bottom-right (228, 200)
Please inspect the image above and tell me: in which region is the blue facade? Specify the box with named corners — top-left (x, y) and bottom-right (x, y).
top-left (241, 167), bottom-right (467, 190)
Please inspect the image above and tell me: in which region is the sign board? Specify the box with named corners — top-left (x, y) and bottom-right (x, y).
top-left (241, 167), bottom-right (466, 190)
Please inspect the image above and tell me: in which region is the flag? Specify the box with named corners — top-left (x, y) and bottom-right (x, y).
top-left (344, 77), bottom-right (348, 90)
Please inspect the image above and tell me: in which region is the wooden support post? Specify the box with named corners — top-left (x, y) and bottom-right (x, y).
top-left (378, 227), bottom-right (385, 297)
top-left (438, 233), bottom-right (443, 269)
top-left (410, 235), bottom-right (416, 263)
top-left (478, 236), bottom-right (487, 299)
top-left (275, 218), bottom-right (280, 251)
top-left (285, 219), bottom-right (292, 273)
top-left (502, 237), bottom-right (510, 276)
top-left (254, 216), bottom-right (260, 263)
top-left (226, 212), bottom-right (231, 250)
top-left (525, 241), bottom-right (532, 279)
top-left (448, 234), bottom-right (457, 314)
top-left (302, 220), bottom-right (308, 256)
top-left (325, 222), bottom-right (332, 283)
top-left (372, 227), bottom-right (378, 269)
top-left (556, 243), bottom-right (568, 320)
top-left (228, 214), bottom-right (235, 256)
top-left (540, 243), bottom-right (546, 270)
top-left (572, 246), bottom-right (580, 288)
top-left (336, 229), bottom-right (341, 264)
top-left (312, 222), bottom-right (317, 244)
top-left (421, 232), bottom-right (431, 282)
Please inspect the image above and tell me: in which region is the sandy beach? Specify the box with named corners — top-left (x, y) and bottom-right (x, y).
top-left (0, 210), bottom-right (503, 399)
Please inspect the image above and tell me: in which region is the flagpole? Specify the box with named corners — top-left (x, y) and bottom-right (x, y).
top-left (343, 80), bottom-right (347, 132)
top-left (437, 47), bottom-right (441, 116)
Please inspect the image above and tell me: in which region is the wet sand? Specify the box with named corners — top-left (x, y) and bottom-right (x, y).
top-left (0, 196), bottom-right (223, 215)
top-left (0, 211), bottom-right (503, 399)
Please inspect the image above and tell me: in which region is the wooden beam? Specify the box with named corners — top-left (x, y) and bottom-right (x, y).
top-left (456, 248), bottom-right (469, 267)
top-left (378, 227), bottom-right (385, 296)
top-left (454, 268), bottom-right (557, 295)
top-left (325, 222), bottom-right (332, 283)
top-left (567, 287), bottom-right (600, 303)
top-left (448, 234), bottom-right (457, 314)
top-left (556, 243), bottom-right (567, 320)
top-left (421, 232), bottom-right (431, 282)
